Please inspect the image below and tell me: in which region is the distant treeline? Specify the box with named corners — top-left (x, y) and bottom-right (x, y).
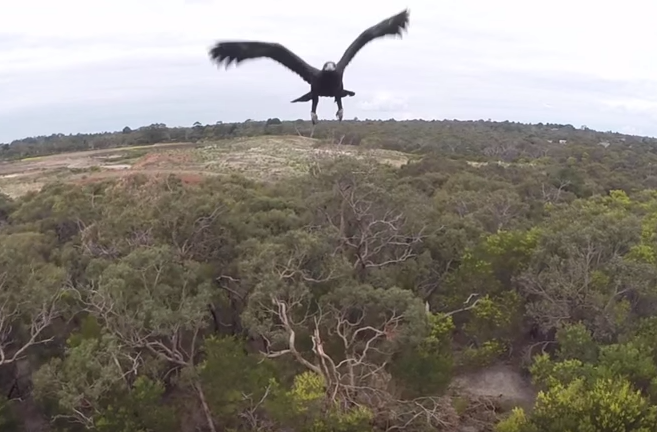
top-left (2, 118), bottom-right (657, 162)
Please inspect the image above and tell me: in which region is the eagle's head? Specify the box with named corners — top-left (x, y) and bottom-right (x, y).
top-left (322, 61), bottom-right (336, 72)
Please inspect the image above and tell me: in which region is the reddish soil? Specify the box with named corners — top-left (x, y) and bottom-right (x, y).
top-left (131, 150), bottom-right (194, 170)
top-left (0, 142), bottom-right (213, 197)
top-left (0, 142), bottom-right (198, 176)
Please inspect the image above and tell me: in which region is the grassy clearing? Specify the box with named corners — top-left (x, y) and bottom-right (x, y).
top-left (194, 136), bottom-right (411, 180)
top-left (0, 177), bottom-right (44, 198)
top-left (20, 156), bottom-right (45, 162)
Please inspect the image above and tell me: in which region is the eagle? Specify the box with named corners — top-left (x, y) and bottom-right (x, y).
top-left (208, 9), bottom-right (410, 125)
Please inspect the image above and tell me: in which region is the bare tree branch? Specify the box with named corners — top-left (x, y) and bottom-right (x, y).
top-left (0, 273), bottom-right (64, 366)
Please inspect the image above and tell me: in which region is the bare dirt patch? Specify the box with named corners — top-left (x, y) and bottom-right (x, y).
top-left (0, 142), bottom-right (198, 176)
top-left (450, 363), bottom-right (537, 410)
top-left (0, 142), bottom-right (199, 197)
top-left (131, 150), bottom-right (195, 170)
top-left (0, 136), bottom-right (411, 198)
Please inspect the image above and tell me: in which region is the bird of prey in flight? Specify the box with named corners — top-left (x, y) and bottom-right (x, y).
top-left (209, 9), bottom-right (410, 124)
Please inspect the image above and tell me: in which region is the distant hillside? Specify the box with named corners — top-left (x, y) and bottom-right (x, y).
top-left (0, 136), bottom-right (412, 198)
top-left (3, 119), bottom-right (657, 163)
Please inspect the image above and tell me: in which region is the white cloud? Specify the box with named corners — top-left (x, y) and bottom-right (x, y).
top-left (2, 0), bottom-right (657, 141)
top-left (602, 99), bottom-right (657, 112)
top-left (358, 91), bottom-right (409, 112)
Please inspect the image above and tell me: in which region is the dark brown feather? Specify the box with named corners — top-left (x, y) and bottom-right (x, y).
top-left (336, 9), bottom-right (410, 73)
top-left (208, 41), bottom-right (320, 84)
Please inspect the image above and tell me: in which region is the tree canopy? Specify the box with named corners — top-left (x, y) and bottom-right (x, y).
top-left (2, 118), bottom-right (657, 431)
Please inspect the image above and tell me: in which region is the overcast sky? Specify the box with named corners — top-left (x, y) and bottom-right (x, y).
top-left (1, 0), bottom-right (657, 143)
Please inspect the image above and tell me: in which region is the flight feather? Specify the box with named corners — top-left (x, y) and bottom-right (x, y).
top-left (336, 9), bottom-right (410, 72)
top-left (208, 41), bottom-right (320, 84)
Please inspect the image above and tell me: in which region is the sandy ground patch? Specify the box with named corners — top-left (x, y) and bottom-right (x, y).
top-left (0, 136), bottom-right (411, 198)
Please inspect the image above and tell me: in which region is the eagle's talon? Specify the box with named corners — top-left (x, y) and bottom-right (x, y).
top-left (336, 109), bottom-right (344, 121)
top-left (311, 112), bottom-right (318, 125)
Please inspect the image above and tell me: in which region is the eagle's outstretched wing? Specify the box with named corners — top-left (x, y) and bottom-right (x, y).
top-left (336, 9), bottom-right (410, 73)
top-left (209, 41), bottom-right (320, 84)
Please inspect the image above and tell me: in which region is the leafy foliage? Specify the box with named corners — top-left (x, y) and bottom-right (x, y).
top-left (4, 119), bottom-right (657, 431)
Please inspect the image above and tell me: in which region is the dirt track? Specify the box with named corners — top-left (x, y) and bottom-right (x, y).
top-left (0, 142), bottom-right (198, 177)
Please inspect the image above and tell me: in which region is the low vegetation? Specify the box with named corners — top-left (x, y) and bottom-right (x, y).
top-left (1, 119), bottom-right (657, 431)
